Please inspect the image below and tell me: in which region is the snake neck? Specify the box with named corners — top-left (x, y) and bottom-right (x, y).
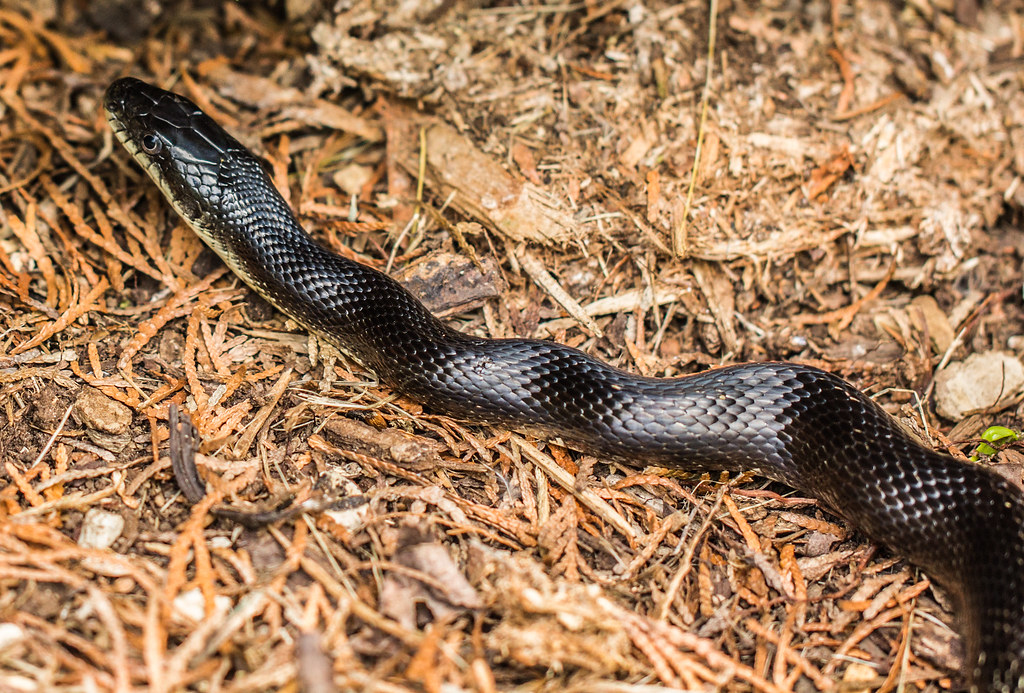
top-left (186, 165), bottom-right (463, 377)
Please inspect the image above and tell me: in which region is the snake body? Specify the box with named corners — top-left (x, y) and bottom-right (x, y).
top-left (105, 77), bottom-right (1024, 690)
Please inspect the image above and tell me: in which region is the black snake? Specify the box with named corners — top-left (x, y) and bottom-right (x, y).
top-left (104, 76), bottom-right (1024, 691)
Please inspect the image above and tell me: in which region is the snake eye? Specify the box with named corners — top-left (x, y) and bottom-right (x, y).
top-left (140, 133), bottom-right (162, 155)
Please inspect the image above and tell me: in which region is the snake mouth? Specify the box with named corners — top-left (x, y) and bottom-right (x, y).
top-left (104, 105), bottom-right (169, 225)
top-left (105, 111), bottom-right (135, 161)
top-left (103, 77), bottom-right (219, 229)
top-left (103, 81), bottom-right (135, 153)
top-left (104, 78), bottom-right (162, 177)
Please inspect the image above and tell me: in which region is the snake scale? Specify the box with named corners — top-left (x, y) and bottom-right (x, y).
top-left (105, 76), bottom-right (1024, 691)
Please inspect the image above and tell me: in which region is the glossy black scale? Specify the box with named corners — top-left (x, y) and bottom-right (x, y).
top-left (105, 77), bottom-right (1024, 691)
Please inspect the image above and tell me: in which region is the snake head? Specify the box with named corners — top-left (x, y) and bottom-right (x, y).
top-left (104, 77), bottom-right (242, 230)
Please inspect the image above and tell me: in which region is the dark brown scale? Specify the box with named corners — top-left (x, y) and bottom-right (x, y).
top-left (105, 77), bottom-right (1024, 691)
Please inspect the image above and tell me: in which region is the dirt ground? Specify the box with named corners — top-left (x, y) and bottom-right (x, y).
top-left (1, 0), bottom-right (1023, 691)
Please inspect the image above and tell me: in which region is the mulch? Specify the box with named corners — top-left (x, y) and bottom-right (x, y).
top-left (0, 0), bottom-right (1022, 691)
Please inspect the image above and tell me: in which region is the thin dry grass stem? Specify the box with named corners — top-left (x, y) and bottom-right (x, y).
top-left (517, 249), bottom-right (604, 337)
top-left (655, 484), bottom-right (728, 620)
top-left (722, 492), bottom-right (762, 552)
top-left (161, 592), bottom-right (269, 691)
top-left (232, 366), bottom-right (294, 457)
top-left (822, 578), bottom-right (932, 681)
top-left (744, 617), bottom-right (833, 690)
top-left (513, 435), bottom-right (638, 542)
top-left (298, 553), bottom-right (424, 647)
top-left (673, 0), bottom-right (719, 258)
top-left (833, 92), bottom-right (906, 121)
top-left (27, 401), bottom-right (74, 470)
top-left (875, 610), bottom-right (916, 693)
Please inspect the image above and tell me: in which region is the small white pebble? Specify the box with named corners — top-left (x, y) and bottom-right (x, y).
top-left (172, 588), bottom-right (231, 623)
top-left (324, 502), bottom-right (370, 533)
top-left (78, 509), bottom-right (124, 550)
top-left (208, 536), bottom-right (232, 549)
top-left (0, 623), bottom-right (25, 649)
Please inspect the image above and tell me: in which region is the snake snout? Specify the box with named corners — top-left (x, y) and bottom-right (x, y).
top-left (105, 77), bottom-right (156, 122)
